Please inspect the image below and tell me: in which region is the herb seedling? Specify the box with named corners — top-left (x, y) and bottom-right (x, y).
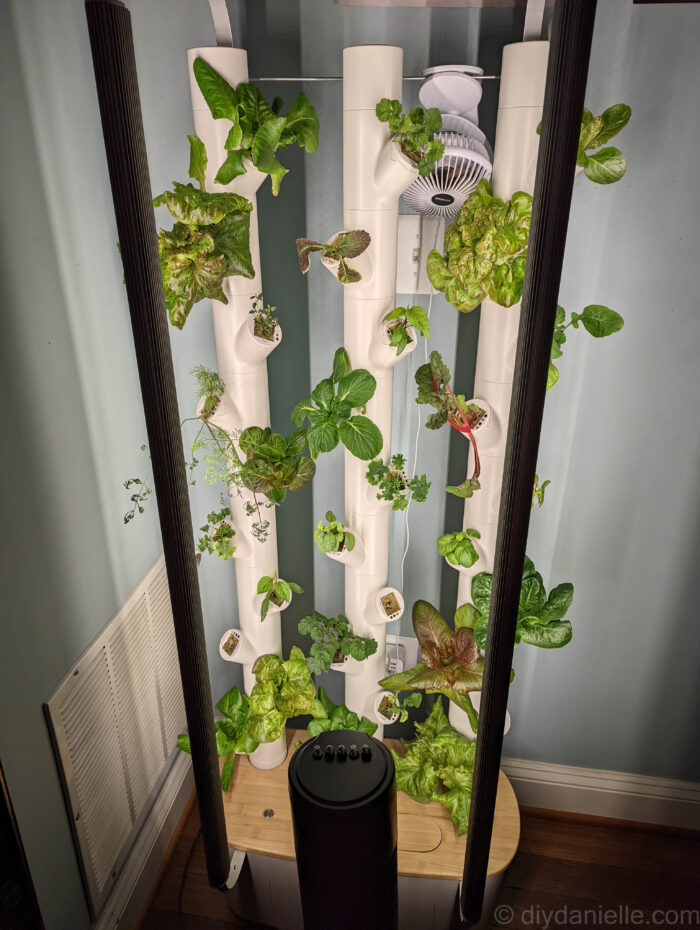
top-left (366, 454), bottom-right (431, 511)
top-left (314, 511), bottom-right (355, 554)
top-left (377, 692), bottom-right (422, 723)
top-left (437, 528), bottom-right (481, 569)
top-left (249, 293), bottom-right (279, 341)
top-left (383, 305), bottom-right (430, 356)
top-left (192, 365), bottom-right (225, 419)
top-left (532, 474), bottom-right (551, 509)
top-left (548, 303), bottom-right (624, 390)
top-left (298, 612), bottom-right (378, 674)
top-left (256, 572), bottom-right (303, 620)
top-left (415, 350), bottom-right (486, 499)
top-left (198, 507), bottom-right (237, 560)
top-left (375, 99), bottom-right (444, 177)
top-left (296, 230), bottom-right (371, 284)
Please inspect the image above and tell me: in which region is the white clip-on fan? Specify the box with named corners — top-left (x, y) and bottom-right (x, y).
top-left (403, 65), bottom-right (493, 218)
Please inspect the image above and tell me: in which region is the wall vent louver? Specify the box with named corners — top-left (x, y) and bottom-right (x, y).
top-left (44, 556), bottom-right (187, 919)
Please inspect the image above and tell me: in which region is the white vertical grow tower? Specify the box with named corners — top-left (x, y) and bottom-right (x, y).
top-left (449, 41), bottom-right (550, 736)
top-left (341, 47), bottom-right (419, 733)
top-left (188, 47), bottom-right (286, 769)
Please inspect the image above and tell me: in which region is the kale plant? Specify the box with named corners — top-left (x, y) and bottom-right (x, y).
top-left (257, 571), bottom-right (303, 620)
top-left (383, 305), bottom-right (430, 356)
top-left (437, 528), bottom-right (480, 569)
top-left (548, 304), bottom-right (624, 390)
top-left (375, 99), bottom-right (444, 177)
top-left (298, 612), bottom-right (378, 674)
top-left (296, 230), bottom-right (371, 284)
top-left (366, 454), bottom-right (430, 511)
top-left (307, 687), bottom-right (378, 738)
top-left (314, 511), bottom-right (355, 554)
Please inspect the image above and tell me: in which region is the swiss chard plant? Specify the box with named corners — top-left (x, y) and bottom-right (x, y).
top-left (375, 99), bottom-right (444, 177)
top-left (366, 454), bottom-right (430, 511)
top-left (383, 305), bottom-right (430, 356)
top-left (177, 685), bottom-right (258, 791)
top-left (296, 230), bottom-right (371, 285)
top-left (298, 612), bottom-right (378, 674)
top-left (291, 347), bottom-right (383, 460)
top-left (257, 572), bottom-right (304, 620)
top-left (438, 528), bottom-right (481, 569)
top-left (458, 555), bottom-right (574, 651)
top-left (415, 350), bottom-right (486, 499)
top-left (532, 474), bottom-right (551, 509)
top-left (307, 686), bottom-right (378, 738)
top-left (548, 303), bottom-right (625, 390)
top-left (192, 365), bottom-right (225, 419)
top-left (314, 511), bottom-right (355, 554)
top-left (197, 507), bottom-right (237, 560)
top-left (249, 293), bottom-right (279, 341)
top-left (193, 58), bottom-right (319, 195)
top-left (391, 699), bottom-right (476, 836)
top-left (379, 599), bottom-right (484, 732)
top-left (247, 648), bottom-right (319, 743)
top-left (377, 691), bottom-right (422, 724)
top-left (154, 135), bottom-right (254, 329)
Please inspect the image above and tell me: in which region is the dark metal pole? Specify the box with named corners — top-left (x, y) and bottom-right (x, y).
top-left (459, 0), bottom-right (598, 923)
top-left (84, 0), bottom-right (230, 888)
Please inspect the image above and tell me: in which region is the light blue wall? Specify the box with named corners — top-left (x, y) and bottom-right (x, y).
top-left (1, 2), bottom-right (699, 928)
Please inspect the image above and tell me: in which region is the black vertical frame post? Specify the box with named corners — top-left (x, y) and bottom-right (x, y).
top-left (459, 0), bottom-right (598, 923)
top-left (84, 0), bottom-right (230, 888)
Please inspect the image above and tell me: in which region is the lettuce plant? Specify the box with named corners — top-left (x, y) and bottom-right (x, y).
top-left (296, 230), bottom-right (371, 284)
top-left (197, 507), bottom-right (236, 560)
top-left (307, 687), bottom-right (378, 738)
top-left (427, 179), bottom-right (532, 313)
top-left (177, 685), bottom-right (258, 791)
top-left (247, 648), bottom-right (318, 743)
top-left (383, 305), bottom-right (430, 356)
top-left (437, 528), bottom-right (480, 569)
top-left (298, 612), bottom-right (378, 674)
top-left (153, 136), bottom-right (254, 329)
top-left (458, 556), bottom-right (574, 651)
top-left (256, 572), bottom-right (303, 620)
top-left (375, 99), bottom-right (444, 177)
top-left (291, 347), bottom-right (383, 460)
top-left (249, 293), bottom-right (278, 341)
top-left (548, 303), bottom-right (624, 390)
top-left (192, 365), bottom-right (225, 419)
top-left (193, 58), bottom-right (319, 195)
top-left (415, 350), bottom-right (486, 499)
top-left (366, 454), bottom-right (430, 511)
top-left (391, 699), bottom-right (476, 835)
top-left (314, 511), bottom-right (355, 554)
top-left (236, 426), bottom-right (315, 505)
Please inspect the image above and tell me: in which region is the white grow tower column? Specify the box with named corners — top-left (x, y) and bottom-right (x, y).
top-left (449, 41), bottom-right (550, 736)
top-left (342, 46), bottom-right (419, 733)
top-left (188, 48), bottom-right (286, 769)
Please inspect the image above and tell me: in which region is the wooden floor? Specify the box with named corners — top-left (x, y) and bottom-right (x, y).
top-left (139, 798), bottom-right (700, 930)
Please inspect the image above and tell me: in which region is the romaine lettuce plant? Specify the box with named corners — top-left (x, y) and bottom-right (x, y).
top-left (177, 685), bottom-right (258, 791)
top-left (307, 686), bottom-right (378, 738)
top-left (291, 347), bottom-right (383, 460)
top-left (437, 528), bottom-right (480, 569)
top-left (375, 99), bottom-right (444, 177)
top-left (427, 179), bottom-right (532, 313)
top-left (197, 507), bottom-right (237, 560)
top-left (366, 454), bottom-right (430, 511)
top-left (383, 305), bottom-right (430, 356)
top-left (296, 230), bottom-right (371, 284)
top-left (298, 612), bottom-right (378, 674)
top-left (457, 556), bottom-right (574, 651)
top-left (247, 647), bottom-right (318, 743)
top-left (193, 58), bottom-right (319, 195)
top-left (391, 699), bottom-right (476, 835)
top-left (256, 572), bottom-right (303, 620)
top-left (415, 350), bottom-right (486, 499)
top-left (153, 136), bottom-right (254, 329)
top-left (313, 511), bottom-right (355, 554)
top-left (548, 303), bottom-right (624, 390)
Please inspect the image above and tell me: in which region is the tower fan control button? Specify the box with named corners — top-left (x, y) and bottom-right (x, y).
top-left (361, 745), bottom-right (372, 762)
top-left (349, 744), bottom-right (359, 760)
top-left (336, 744), bottom-right (347, 761)
top-left (311, 745), bottom-right (323, 760)
top-left (324, 745), bottom-right (335, 761)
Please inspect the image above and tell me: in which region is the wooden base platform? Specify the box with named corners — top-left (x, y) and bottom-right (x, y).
top-left (222, 729), bottom-right (520, 880)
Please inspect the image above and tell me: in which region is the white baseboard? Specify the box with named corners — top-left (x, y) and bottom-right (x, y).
top-left (501, 756), bottom-right (700, 830)
top-left (96, 753), bottom-right (194, 930)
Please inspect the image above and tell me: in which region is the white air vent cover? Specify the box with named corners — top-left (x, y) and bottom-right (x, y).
top-left (44, 556), bottom-right (186, 918)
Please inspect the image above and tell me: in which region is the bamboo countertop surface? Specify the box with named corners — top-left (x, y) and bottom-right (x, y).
top-left (222, 729), bottom-right (520, 880)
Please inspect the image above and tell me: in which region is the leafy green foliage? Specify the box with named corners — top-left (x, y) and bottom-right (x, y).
top-left (193, 58), bottom-right (319, 196)
top-left (375, 98), bottom-right (444, 177)
top-left (549, 304), bottom-right (625, 390)
top-left (291, 347), bottom-right (383, 460)
top-left (366, 454), bottom-right (430, 511)
top-left (391, 699), bottom-right (476, 835)
top-left (438, 528), bottom-right (481, 569)
top-left (377, 691), bottom-right (422, 724)
top-left (123, 444), bottom-right (152, 524)
top-left (307, 687), bottom-right (378, 738)
top-left (248, 647), bottom-right (318, 743)
top-left (313, 510), bottom-right (355, 554)
top-left (532, 474), bottom-right (551, 509)
top-left (298, 612), bottom-right (378, 674)
top-left (383, 305), bottom-right (430, 356)
top-left (461, 556), bottom-right (574, 651)
top-left (177, 685), bottom-right (258, 791)
top-left (191, 365), bottom-right (225, 419)
top-left (577, 104), bottom-right (631, 184)
top-left (198, 507), bottom-right (237, 560)
top-left (256, 571), bottom-right (304, 620)
top-left (237, 426), bottom-right (315, 505)
top-left (415, 350), bottom-right (485, 499)
top-left (249, 292), bottom-right (279, 340)
top-left (427, 179), bottom-right (532, 313)
top-left (296, 230), bottom-right (371, 284)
